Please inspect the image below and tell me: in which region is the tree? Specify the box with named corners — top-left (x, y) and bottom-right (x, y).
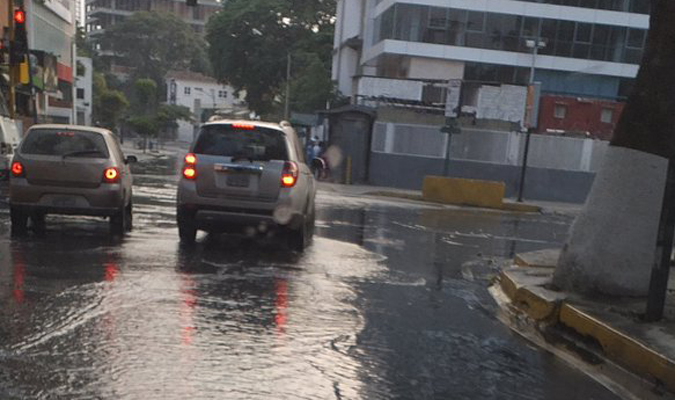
top-left (206, 0), bottom-right (336, 117)
top-left (92, 72), bottom-right (129, 130)
top-left (554, 1), bottom-right (674, 296)
top-left (102, 12), bottom-right (211, 87)
top-left (127, 79), bottom-right (192, 143)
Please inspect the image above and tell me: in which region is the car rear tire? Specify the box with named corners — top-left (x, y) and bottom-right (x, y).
top-left (32, 213), bottom-right (46, 235)
top-left (125, 202), bottom-right (133, 232)
top-left (10, 207), bottom-right (28, 237)
top-left (110, 205), bottom-right (128, 236)
top-left (177, 209), bottom-right (197, 245)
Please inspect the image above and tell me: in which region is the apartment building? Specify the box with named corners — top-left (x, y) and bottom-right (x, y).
top-left (333, 0), bottom-right (649, 135)
top-left (85, 0), bottom-right (221, 39)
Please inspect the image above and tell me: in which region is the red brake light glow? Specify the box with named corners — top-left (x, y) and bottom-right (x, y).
top-left (231, 123), bottom-right (255, 130)
top-left (184, 153), bottom-right (197, 165)
top-left (11, 161), bottom-right (24, 177)
top-left (183, 167), bottom-right (197, 180)
top-left (103, 167), bottom-right (119, 183)
top-left (281, 161), bottom-right (298, 188)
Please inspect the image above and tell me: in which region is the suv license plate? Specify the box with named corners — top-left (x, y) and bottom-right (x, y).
top-left (227, 174), bottom-right (250, 187)
top-left (52, 196), bottom-right (76, 207)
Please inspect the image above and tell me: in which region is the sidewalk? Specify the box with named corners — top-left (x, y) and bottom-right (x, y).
top-left (494, 249), bottom-right (675, 396)
top-left (120, 140), bottom-right (189, 162)
top-left (319, 182), bottom-right (583, 215)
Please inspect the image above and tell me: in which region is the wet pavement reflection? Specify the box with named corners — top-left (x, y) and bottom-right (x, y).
top-left (0, 172), bottom-right (619, 399)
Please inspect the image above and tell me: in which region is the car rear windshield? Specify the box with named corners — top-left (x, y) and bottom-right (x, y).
top-left (21, 129), bottom-right (109, 158)
top-left (193, 124), bottom-right (289, 161)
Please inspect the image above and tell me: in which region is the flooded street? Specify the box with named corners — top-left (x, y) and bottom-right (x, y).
top-left (0, 165), bottom-right (619, 399)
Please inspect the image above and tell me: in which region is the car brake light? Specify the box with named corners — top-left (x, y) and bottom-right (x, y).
top-left (103, 167), bottom-right (120, 183)
top-left (183, 166), bottom-right (197, 180)
top-left (184, 153), bottom-right (197, 165)
top-left (231, 123), bottom-right (255, 130)
top-left (281, 161), bottom-right (298, 188)
top-left (11, 161), bottom-right (24, 177)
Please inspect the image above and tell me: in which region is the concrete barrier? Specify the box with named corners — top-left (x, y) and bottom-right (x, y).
top-left (422, 176), bottom-right (505, 209)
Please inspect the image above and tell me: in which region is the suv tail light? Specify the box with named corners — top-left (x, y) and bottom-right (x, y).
top-left (281, 161), bottom-right (298, 188)
top-left (184, 153), bottom-right (197, 165)
top-left (103, 167), bottom-right (120, 183)
top-left (11, 161), bottom-right (24, 178)
top-left (183, 153), bottom-right (197, 180)
top-left (183, 166), bottom-right (197, 180)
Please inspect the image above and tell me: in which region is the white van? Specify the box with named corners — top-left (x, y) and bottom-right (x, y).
top-left (0, 115), bottom-right (22, 181)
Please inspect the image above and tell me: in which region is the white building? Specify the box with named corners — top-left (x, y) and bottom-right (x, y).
top-left (165, 71), bottom-right (247, 142)
top-left (333, 0), bottom-right (649, 104)
top-left (27, 0), bottom-right (78, 125)
top-left (75, 57), bottom-right (93, 126)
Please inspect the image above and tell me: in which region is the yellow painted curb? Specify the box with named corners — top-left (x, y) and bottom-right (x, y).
top-left (422, 176), bottom-right (505, 209)
top-left (560, 304), bottom-right (675, 392)
top-left (500, 270), bottom-right (519, 300)
top-left (499, 270), bottom-right (560, 322)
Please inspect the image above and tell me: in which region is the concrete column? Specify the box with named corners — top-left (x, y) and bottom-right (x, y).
top-left (554, 146), bottom-right (668, 296)
top-left (579, 138), bottom-right (593, 172)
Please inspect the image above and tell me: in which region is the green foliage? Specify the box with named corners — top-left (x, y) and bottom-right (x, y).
top-left (92, 72), bottom-right (129, 130)
top-left (126, 79), bottom-right (191, 139)
top-left (127, 116), bottom-right (159, 138)
top-left (102, 12), bottom-right (211, 86)
top-left (132, 78), bottom-right (158, 115)
top-left (98, 91), bottom-right (130, 131)
top-left (206, 0), bottom-right (337, 117)
top-left (156, 104), bottom-right (193, 132)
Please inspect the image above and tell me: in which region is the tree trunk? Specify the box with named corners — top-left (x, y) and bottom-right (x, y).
top-left (554, 0), bottom-right (675, 296)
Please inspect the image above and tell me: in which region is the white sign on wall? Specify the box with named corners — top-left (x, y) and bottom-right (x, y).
top-left (476, 85), bottom-right (527, 125)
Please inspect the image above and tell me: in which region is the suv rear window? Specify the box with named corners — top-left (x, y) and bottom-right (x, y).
top-left (193, 124), bottom-right (289, 161)
top-left (21, 129), bottom-right (109, 158)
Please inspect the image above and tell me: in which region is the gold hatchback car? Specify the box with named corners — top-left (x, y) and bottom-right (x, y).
top-left (9, 124), bottom-right (136, 236)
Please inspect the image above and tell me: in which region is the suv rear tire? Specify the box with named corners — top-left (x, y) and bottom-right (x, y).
top-left (177, 208), bottom-right (197, 245)
top-left (10, 207), bottom-right (28, 237)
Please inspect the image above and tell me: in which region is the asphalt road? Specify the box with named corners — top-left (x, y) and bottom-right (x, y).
top-left (0, 164), bottom-right (621, 399)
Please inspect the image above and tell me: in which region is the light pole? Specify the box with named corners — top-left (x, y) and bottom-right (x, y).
top-left (517, 35), bottom-right (546, 203)
top-left (284, 53), bottom-right (291, 121)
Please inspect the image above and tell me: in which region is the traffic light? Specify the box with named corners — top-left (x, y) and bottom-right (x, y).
top-left (187, 0), bottom-right (198, 6)
top-left (10, 7), bottom-right (28, 65)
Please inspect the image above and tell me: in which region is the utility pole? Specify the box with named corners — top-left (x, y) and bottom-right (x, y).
top-left (284, 53), bottom-right (291, 120)
top-left (517, 25), bottom-right (545, 203)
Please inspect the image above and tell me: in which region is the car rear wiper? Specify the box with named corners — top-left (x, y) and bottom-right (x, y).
top-left (62, 150), bottom-right (104, 159)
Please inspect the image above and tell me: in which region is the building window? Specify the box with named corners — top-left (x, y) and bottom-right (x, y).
top-left (554, 104), bottom-right (567, 119)
top-left (601, 108), bottom-right (614, 123)
top-left (373, 4), bottom-right (647, 65)
top-left (184, 87), bottom-right (191, 95)
top-left (218, 90), bottom-right (228, 98)
top-left (77, 88), bottom-right (85, 99)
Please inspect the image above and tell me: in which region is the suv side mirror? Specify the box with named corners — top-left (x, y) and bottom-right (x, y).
top-left (125, 155), bottom-right (138, 164)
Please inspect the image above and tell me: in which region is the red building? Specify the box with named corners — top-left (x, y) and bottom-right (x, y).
top-left (537, 95), bottom-right (625, 141)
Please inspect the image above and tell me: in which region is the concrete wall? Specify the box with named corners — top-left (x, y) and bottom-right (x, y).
top-left (369, 152), bottom-right (595, 203)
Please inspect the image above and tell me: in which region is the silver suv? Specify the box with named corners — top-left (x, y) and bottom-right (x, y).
top-left (176, 120), bottom-right (316, 250)
top-left (9, 124), bottom-right (136, 236)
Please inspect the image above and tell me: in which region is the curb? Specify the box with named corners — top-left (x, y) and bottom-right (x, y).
top-left (498, 253), bottom-right (675, 394)
top-left (364, 190), bottom-right (542, 213)
top-left (559, 303), bottom-right (675, 393)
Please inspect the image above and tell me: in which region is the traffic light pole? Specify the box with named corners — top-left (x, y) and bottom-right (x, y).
top-left (7, 0), bottom-right (16, 118)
